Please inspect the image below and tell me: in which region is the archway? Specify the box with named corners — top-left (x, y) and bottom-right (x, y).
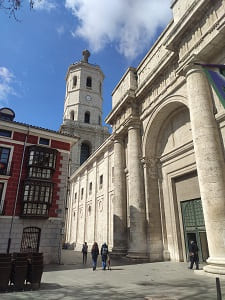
top-left (142, 96), bottom-right (206, 262)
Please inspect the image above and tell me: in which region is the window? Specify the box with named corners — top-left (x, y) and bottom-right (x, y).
top-left (0, 182), bottom-right (5, 214)
top-left (89, 182), bottom-right (92, 195)
top-left (0, 129), bottom-right (12, 138)
top-left (20, 227), bottom-right (41, 253)
top-left (81, 188), bottom-right (84, 200)
top-left (80, 143), bottom-right (90, 165)
top-left (21, 181), bottom-right (53, 217)
top-left (99, 175), bottom-right (103, 189)
top-left (86, 76), bottom-right (92, 88)
top-left (99, 82), bottom-right (102, 94)
top-left (28, 167), bottom-right (51, 179)
top-left (39, 137), bottom-right (50, 146)
top-left (98, 116), bottom-right (101, 125)
top-left (70, 110), bottom-right (75, 120)
top-left (28, 147), bottom-right (57, 168)
top-left (84, 111), bottom-right (90, 124)
top-left (28, 147), bottom-right (57, 179)
top-left (0, 147), bottom-right (11, 176)
top-left (73, 76), bottom-right (77, 87)
top-left (75, 192), bottom-right (77, 202)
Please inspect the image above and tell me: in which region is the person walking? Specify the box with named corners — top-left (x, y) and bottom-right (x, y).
top-left (82, 242), bottom-right (88, 264)
top-left (91, 242), bottom-right (99, 271)
top-left (189, 240), bottom-right (199, 270)
top-left (100, 242), bottom-right (108, 270)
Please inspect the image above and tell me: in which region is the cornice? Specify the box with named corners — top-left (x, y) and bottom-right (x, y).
top-left (105, 90), bottom-right (136, 125)
top-left (166, 0), bottom-right (212, 50)
top-left (65, 61), bottom-right (104, 81)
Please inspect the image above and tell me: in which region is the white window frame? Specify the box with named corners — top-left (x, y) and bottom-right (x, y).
top-left (0, 128), bottom-right (13, 139)
top-left (38, 137), bottom-right (50, 146)
top-left (0, 180), bottom-right (7, 214)
top-left (0, 144), bottom-right (14, 177)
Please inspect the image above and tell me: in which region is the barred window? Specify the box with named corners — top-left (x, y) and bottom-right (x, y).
top-left (21, 181), bottom-right (53, 217)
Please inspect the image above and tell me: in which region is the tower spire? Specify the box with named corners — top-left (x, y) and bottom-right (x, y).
top-left (82, 49), bottom-right (90, 63)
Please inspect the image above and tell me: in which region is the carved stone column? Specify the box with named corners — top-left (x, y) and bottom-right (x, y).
top-left (186, 63), bottom-right (225, 274)
top-left (112, 137), bottom-right (127, 255)
top-left (127, 123), bottom-right (147, 258)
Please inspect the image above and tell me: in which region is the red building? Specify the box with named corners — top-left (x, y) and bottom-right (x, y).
top-left (0, 108), bottom-right (78, 263)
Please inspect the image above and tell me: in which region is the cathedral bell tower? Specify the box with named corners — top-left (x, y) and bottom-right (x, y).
top-left (60, 50), bottom-right (110, 173)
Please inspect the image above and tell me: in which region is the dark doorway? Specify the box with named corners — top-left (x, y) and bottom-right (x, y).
top-left (181, 199), bottom-right (209, 262)
top-left (20, 227), bottom-right (41, 253)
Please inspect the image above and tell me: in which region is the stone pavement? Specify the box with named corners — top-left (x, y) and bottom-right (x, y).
top-left (0, 250), bottom-right (225, 299)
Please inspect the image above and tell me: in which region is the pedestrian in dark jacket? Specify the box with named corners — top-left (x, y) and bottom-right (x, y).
top-left (91, 242), bottom-right (99, 271)
top-left (82, 242), bottom-right (88, 264)
top-left (100, 242), bottom-right (108, 270)
top-left (189, 240), bottom-right (199, 270)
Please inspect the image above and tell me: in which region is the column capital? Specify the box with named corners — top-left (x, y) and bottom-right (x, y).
top-left (127, 120), bottom-right (141, 131)
top-left (111, 133), bottom-right (125, 143)
top-left (141, 157), bottom-right (159, 178)
top-left (178, 54), bottom-right (205, 77)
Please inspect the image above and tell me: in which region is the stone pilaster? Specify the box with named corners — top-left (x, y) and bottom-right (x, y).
top-left (127, 123), bottom-right (147, 258)
top-left (112, 137), bottom-right (127, 255)
top-left (186, 63), bottom-right (225, 275)
top-left (142, 157), bottom-right (163, 261)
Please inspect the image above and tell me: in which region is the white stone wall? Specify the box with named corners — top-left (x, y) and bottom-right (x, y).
top-left (66, 138), bottom-right (114, 251)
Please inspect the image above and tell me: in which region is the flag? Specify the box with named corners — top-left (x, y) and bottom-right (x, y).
top-left (195, 63), bottom-right (225, 109)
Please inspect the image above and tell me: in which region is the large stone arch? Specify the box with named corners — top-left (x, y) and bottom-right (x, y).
top-left (142, 95), bottom-right (200, 262)
top-left (143, 95), bottom-right (188, 158)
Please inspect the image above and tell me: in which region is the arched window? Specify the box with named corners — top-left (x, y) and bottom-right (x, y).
top-left (80, 143), bottom-right (91, 165)
top-left (70, 110), bottom-right (75, 120)
top-left (73, 76), bottom-right (77, 87)
top-left (84, 111), bottom-right (90, 123)
top-left (98, 116), bottom-right (101, 125)
top-left (86, 76), bottom-right (92, 88)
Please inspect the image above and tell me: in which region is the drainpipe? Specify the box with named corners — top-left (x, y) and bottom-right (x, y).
top-left (7, 126), bottom-right (29, 253)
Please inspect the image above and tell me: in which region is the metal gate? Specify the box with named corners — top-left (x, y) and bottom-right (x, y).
top-left (20, 227), bottom-right (41, 253)
top-left (181, 199), bottom-right (209, 262)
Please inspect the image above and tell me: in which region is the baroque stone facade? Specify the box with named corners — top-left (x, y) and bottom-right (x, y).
top-left (66, 0), bottom-right (225, 275)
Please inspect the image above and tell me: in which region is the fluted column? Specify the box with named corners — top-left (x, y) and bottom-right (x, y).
top-left (127, 123), bottom-right (147, 258)
top-left (186, 63), bottom-right (225, 274)
top-left (112, 137), bottom-right (127, 255)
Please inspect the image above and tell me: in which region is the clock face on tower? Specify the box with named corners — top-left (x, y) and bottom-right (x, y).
top-left (86, 95), bottom-right (92, 101)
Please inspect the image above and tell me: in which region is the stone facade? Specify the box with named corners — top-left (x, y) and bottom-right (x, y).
top-left (66, 0), bottom-right (225, 275)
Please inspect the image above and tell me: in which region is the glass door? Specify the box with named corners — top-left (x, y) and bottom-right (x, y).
top-left (181, 199), bottom-right (209, 262)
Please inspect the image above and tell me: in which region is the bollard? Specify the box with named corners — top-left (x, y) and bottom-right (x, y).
top-left (216, 277), bottom-right (222, 300)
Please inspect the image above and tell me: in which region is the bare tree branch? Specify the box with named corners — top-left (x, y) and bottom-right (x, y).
top-left (0, 0), bottom-right (40, 19)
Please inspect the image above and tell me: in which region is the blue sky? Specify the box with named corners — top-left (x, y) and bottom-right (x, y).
top-left (0, 0), bottom-right (171, 131)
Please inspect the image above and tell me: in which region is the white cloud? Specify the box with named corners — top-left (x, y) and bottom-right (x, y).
top-left (65, 0), bottom-right (172, 60)
top-left (0, 67), bottom-right (17, 103)
top-left (33, 0), bottom-right (57, 11)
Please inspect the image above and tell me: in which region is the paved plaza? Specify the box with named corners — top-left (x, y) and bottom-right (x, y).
top-left (0, 250), bottom-right (225, 299)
